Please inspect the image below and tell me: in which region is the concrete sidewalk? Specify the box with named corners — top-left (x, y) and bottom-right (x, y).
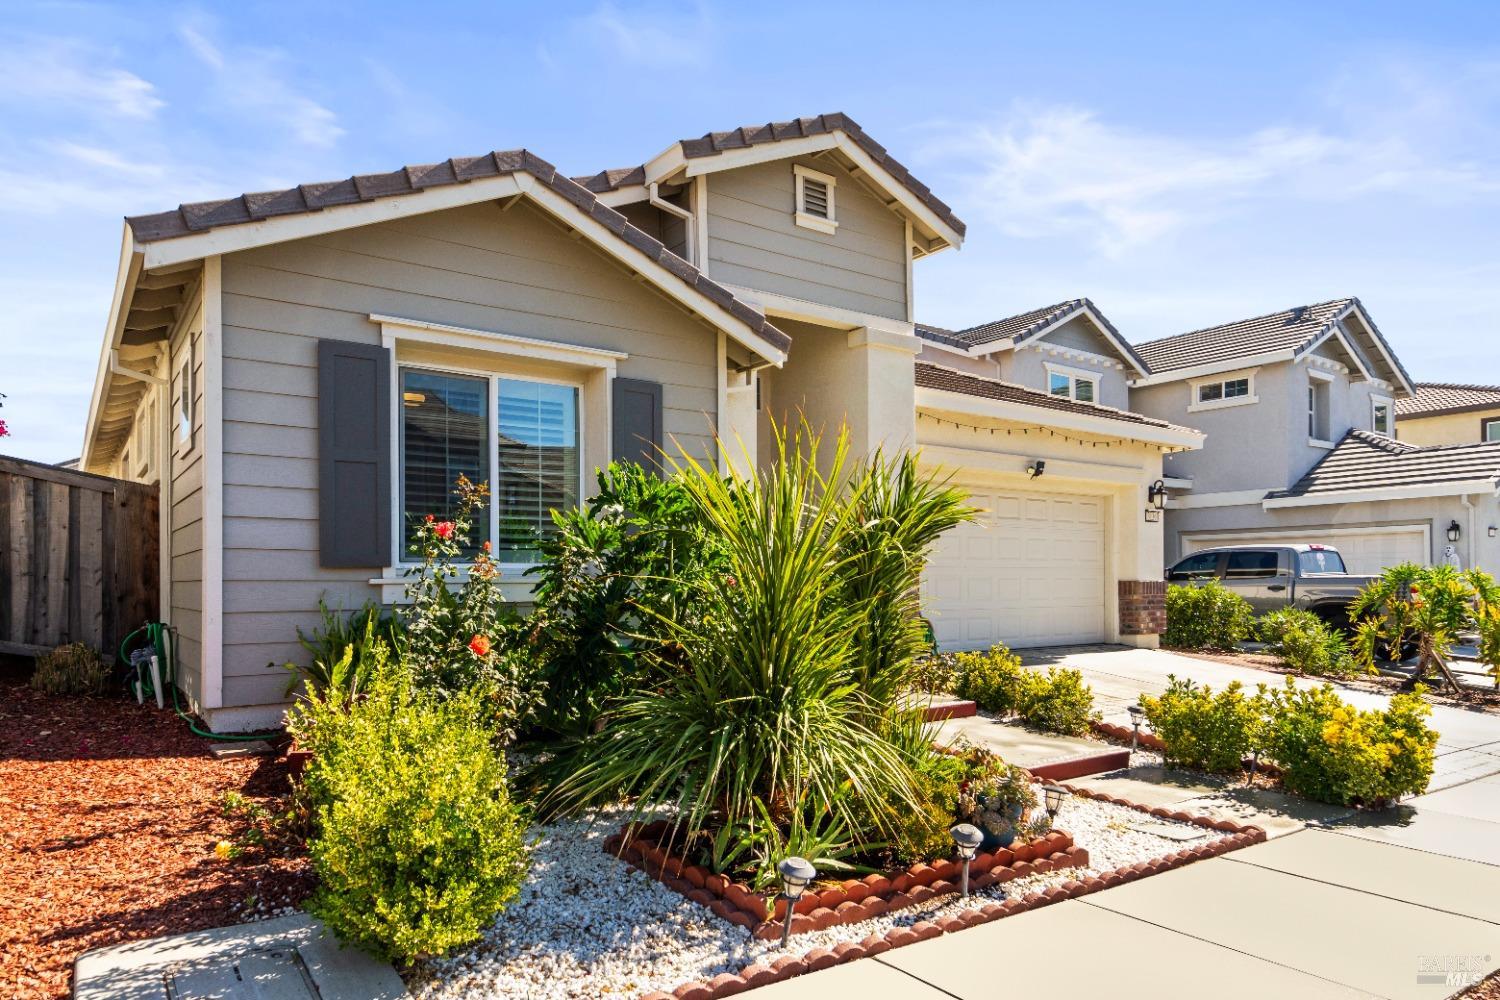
top-left (755, 825), bottom-right (1500, 999)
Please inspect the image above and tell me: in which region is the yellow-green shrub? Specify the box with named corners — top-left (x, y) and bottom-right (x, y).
top-left (954, 645), bottom-right (1026, 714)
top-left (1257, 608), bottom-right (1363, 678)
top-left (1140, 676), bottom-right (1262, 773)
top-left (954, 646), bottom-right (1096, 735)
top-left (1164, 580), bottom-right (1254, 650)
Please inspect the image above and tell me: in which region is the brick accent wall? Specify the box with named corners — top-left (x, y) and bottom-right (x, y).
top-left (1119, 580), bottom-right (1167, 636)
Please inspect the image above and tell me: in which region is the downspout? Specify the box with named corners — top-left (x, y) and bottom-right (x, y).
top-left (1463, 494), bottom-right (1478, 570)
top-left (649, 182), bottom-right (696, 265)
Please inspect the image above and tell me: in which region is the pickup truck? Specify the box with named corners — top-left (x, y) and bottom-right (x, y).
top-left (1165, 543), bottom-right (1377, 625)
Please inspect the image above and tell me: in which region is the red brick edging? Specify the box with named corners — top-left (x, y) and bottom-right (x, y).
top-left (1092, 719), bottom-right (1169, 753)
top-left (604, 822), bottom-right (1086, 941)
top-left (637, 790), bottom-right (1267, 999)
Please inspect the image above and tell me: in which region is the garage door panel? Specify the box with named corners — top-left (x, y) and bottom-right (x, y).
top-left (924, 485), bottom-right (1109, 651)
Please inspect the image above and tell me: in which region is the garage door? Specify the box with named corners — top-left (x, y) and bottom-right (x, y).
top-left (1183, 526), bottom-right (1428, 576)
top-left (922, 488), bottom-right (1107, 651)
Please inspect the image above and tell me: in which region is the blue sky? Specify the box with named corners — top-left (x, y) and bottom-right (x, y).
top-left (3, 0), bottom-right (1499, 462)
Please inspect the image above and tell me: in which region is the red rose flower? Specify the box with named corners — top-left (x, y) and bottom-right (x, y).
top-left (468, 634), bottom-right (492, 657)
top-left (482, 540), bottom-right (492, 553)
top-left (434, 520), bottom-right (455, 540)
top-left (425, 514), bottom-right (435, 523)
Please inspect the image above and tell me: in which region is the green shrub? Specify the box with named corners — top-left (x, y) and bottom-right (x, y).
top-left (1140, 676), bottom-right (1262, 773)
top-left (1257, 608), bottom-right (1362, 678)
top-left (907, 654), bottom-right (960, 695)
top-left (1259, 678), bottom-right (1437, 806)
top-left (31, 642), bottom-right (109, 696)
top-left (284, 600), bottom-right (403, 706)
top-left (953, 647), bottom-right (1096, 735)
top-left (954, 645), bottom-right (1026, 714)
top-left (292, 671), bottom-right (528, 963)
top-left (1164, 580), bottom-right (1254, 650)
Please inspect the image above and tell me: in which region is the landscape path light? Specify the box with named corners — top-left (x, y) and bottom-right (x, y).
top-left (949, 823), bottom-right (983, 898)
top-left (1041, 783), bottom-right (1068, 826)
top-left (777, 856), bottom-right (816, 948)
top-left (1128, 704), bottom-right (1145, 753)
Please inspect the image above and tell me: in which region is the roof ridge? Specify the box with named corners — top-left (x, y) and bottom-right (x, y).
top-left (952, 299), bottom-right (1080, 338)
top-left (1134, 297), bottom-right (1354, 351)
top-left (1414, 381), bottom-right (1500, 392)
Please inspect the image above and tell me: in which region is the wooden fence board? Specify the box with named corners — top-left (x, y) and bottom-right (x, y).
top-left (0, 455), bottom-right (158, 659)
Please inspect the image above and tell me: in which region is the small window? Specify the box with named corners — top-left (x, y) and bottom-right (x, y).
top-left (1308, 376), bottom-right (1331, 442)
top-left (1484, 417), bottom-right (1500, 442)
top-left (176, 346), bottom-right (194, 447)
top-left (401, 369), bottom-right (490, 556)
top-left (793, 164), bottom-right (837, 235)
top-left (1045, 364), bottom-right (1098, 404)
top-left (1298, 548), bottom-right (1347, 575)
top-left (1168, 552), bottom-right (1221, 581)
top-left (1371, 397), bottom-right (1393, 435)
top-left (1190, 372), bottom-right (1258, 411)
top-left (1225, 550), bottom-right (1280, 579)
top-left (1224, 378), bottom-right (1250, 398)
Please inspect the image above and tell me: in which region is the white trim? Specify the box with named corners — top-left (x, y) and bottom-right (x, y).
top-left (1128, 349), bottom-right (1296, 387)
top-left (682, 133), bottom-right (839, 178)
top-left (1187, 368), bottom-right (1258, 413)
top-left (917, 444), bottom-right (1148, 488)
top-left (1043, 361), bottom-right (1100, 404)
top-left (1371, 394), bottom-right (1395, 436)
top-left (691, 175), bottom-right (710, 273)
top-left (1337, 302), bottom-right (1416, 396)
top-left (370, 314), bottom-right (627, 370)
top-left (174, 343), bottom-right (196, 457)
top-left (915, 386), bottom-right (1206, 450)
top-left (1017, 304), bottom-right (1148, 377)
top-left (1027, 341), bottom-right (1127, 371)
top-left (1306, 367), bottom-right (1337, 383)
top-left (716, 329), bottom-right (728, 475)
top-left (1165, 488), bottom-right (1275, 510)
top-left (201, 255), bottom-right (224, 710)
top-left (1263, 479), bottom-right (1500, 509)
top-left (720, 282), bottom-right (915, 337)
top-left (850, 326), bottom-right (923, 354)
top-left (1308, 438), bottom-right (1336, 449)
top-left (1160, 476), bottom-right (1193, 490)
top-left (80, 230), bottom-right (144, 470)
top-left (792, 163), bottom-right (838, 235)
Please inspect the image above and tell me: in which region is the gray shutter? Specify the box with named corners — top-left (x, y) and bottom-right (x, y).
top-left (318, 339), bottom-right (391, 567)
top-left (612, 377), bottom-right (664, 472)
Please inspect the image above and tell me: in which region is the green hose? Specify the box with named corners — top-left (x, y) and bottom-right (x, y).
top-left (120, 621), bottom-right (281, 742)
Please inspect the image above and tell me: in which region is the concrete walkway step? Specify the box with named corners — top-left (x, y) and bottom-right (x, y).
top-left (932, 713), bottom-right (1132, 780)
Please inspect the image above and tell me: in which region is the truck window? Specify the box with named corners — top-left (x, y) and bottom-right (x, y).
top-left (1298, 548), bottom-right (1347, 575)
top-left (1168, 552), bottom-right (1221, 581)
top-left (1225, 550), bottom-right (1280, 579)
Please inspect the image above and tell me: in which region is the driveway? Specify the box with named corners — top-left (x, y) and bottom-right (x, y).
top-left (1023, 645), bottom-right (1500, 792)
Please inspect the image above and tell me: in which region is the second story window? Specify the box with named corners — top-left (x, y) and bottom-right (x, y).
top-left (1308, 373), bottom-right (1333, 445)
top-left (1045, 363), bottom-right (1098, 404)
top-left (793, 164), bottom-right (838, 235)
top-left (1485, 417), bottom-right (1500, 442)
top-left (1187, 368), bottom-right (1258, 412)
top-left (1371, 395), bottom-right (1394, 436)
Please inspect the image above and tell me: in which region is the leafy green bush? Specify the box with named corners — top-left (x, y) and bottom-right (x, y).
top-left (954, 645), bottom-right (1026, 714)
top-left (908, 654), bottom-right (960, 695)
top-left (31, 642), bottom-right (108, 696)
top-left (953, 646), bottom-right (1096, 735)
top-left (402, 475), bottom-right (537, 742)
top-left (1259, 678), bottom-right (1436, 806)
top-left (525, 462), bottom-right (726, 737)
top-left (1164, 580), bottom-right (1254, 650)
top-left (292, 670), bottom-right (528, 963)
top-left (284, 600), bottom-right (403, 706)
top-left (1257, 608), bottom-right (1362, 678)
top-left (1139, 676), bottom-right (1262, 773)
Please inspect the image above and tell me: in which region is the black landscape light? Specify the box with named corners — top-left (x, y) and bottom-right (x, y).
top-left (949, 823), bottom-right (983, 897)
top-left (777, 857), bottom-right (816, 948)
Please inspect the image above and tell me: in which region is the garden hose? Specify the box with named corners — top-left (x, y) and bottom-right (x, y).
top-left (119, 621), bottom-right (281, 742)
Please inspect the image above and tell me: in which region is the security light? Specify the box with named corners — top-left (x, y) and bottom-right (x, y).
top-left (1026, 460), bottom-right (1046, 479)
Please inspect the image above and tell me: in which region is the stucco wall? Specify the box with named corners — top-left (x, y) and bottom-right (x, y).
top-left (1400, 409), bottom-right (1500, 446)
top-left (913, 316), bottom-right (1132, 409)
top-left (214, 199), bottom-right (722, 710)
top-left (705, 156), bottom-right (908, 320)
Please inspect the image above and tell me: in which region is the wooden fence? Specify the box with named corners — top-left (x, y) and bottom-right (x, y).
top-left (0, 455), bottom-right (158, 660)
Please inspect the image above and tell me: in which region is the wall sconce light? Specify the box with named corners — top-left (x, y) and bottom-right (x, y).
top-left (1448, 520), bottom-right (1462, 544)
top-left (1026, 460), bottom-right (1046, 479)
top-left (1147, 479), bottom-right (1169, 510)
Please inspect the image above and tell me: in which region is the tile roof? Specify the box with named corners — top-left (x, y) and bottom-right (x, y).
top-left (916, 299), bottom-right (1149, 373)
top-left (573, 112), bottom-right (966, 239)
top-left (1266, 430), bottom-right (1500, 500)
top-left (1134, 299), bottom-right (1355, 374)
top-left (123, 149), bottom-right (791, 355)
top-left (914, 361), bottom-right (1178, 430)
top-left (1397, 383), bottom-right (1500, 419)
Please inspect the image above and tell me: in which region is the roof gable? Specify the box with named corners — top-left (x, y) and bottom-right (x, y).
top-left (916, 299), bottom-right (1149, 375)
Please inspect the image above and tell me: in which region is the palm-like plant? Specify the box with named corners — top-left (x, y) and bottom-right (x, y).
top-left (532, 424), bottom-right (958, 847)
top-left (1351, 563), bottom-right (1484, 690)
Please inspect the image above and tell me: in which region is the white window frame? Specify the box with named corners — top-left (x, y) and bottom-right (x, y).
top-left (1308, 369), bottom-right (1335, 447)
top-left (1370, 394), bottom-right (1395, 436)
top-left (793, 163), bottom-right (838, 235)
top-left (1485, 417), bottom-right (1500, 443)
top-left (1043, 361), bottom-right (1100, 404)
top-left (372, 314), bottom-right (627, 587)
top-left (174, 342), bottom-right (195, 456)
top-left (1187, 367), bottom-right (1259, 413)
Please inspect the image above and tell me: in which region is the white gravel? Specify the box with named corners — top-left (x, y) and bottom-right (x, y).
top-left (408, 795), bottom-right (1227, 999)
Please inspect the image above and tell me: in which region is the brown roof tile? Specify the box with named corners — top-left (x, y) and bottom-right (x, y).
top-left (914, 362), bottom-right (1175, 430)
top-left (1397, 383), bottom-right (1500, 419)
top-left (1268, 430), bottom-right (1500, 499)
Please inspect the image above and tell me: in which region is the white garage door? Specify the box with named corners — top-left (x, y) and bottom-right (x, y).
top-left (1183, 526), bottom-right (1429, 576)
top-left (922, 488), bottom-right (1107, 651)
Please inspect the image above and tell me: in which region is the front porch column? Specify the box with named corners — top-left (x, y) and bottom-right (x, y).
top-left (1113, 475), bottom-right (1170, 648)
top-left (842, 326), bottom-right (918, 459)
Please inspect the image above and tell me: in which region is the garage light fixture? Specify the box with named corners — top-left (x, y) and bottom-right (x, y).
top-left (1026, 460), bottom-right (1046, 479)
top-left (1448, 520), bottom-right (1462, 543)
top-left (1148, 479), bottom-right (1169, 510)
top-left (1490, 526), bottom-right (1497, 539)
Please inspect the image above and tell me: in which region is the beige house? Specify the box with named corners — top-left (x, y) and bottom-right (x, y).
top-left (80, 114), bottom-right (1200, 731)
top-left (1398, 384), bottom-right (1500, 446)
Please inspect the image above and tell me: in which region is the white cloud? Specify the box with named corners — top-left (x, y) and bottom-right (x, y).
top-left (0, 38), bottom-right (163, 119)
top-left (176, 20), bottom-right (344, 148)
top-left (569, 1), bottom-right (712, 69)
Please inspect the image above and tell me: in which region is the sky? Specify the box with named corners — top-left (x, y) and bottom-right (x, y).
top-left (3, 0), bottom-right (1500, 463)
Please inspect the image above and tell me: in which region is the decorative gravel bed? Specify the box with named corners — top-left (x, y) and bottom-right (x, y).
top-left (408, 794), bottom-right (1230, 1000)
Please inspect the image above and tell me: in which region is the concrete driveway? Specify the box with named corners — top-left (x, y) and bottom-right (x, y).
top-left (1023, 645), bottom-right (1500, 791)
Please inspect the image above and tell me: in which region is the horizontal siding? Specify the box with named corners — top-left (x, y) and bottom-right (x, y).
top-left (168, 294), bottom-right (205, 705)
top-left (216, 199), bottom-right (721, 705)
top-left (707, 156), bottom-right (907, 320)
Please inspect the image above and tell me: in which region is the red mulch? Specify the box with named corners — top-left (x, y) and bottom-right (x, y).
top-left (0, 669), bottom-right (313, 999)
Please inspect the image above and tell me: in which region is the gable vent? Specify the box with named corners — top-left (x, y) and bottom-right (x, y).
top-left (801, 177), bottom-right (830, 218)
top-left (793, 164), bottom-right (838, 234)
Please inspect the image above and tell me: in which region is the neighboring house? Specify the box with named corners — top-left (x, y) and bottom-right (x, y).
top-left (1130, 299), bottom-right (1500, 576)
top-left (79, 114), bottom-right (1198, 731)
top-left (1397, 384), bottom-right (1500, 446)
